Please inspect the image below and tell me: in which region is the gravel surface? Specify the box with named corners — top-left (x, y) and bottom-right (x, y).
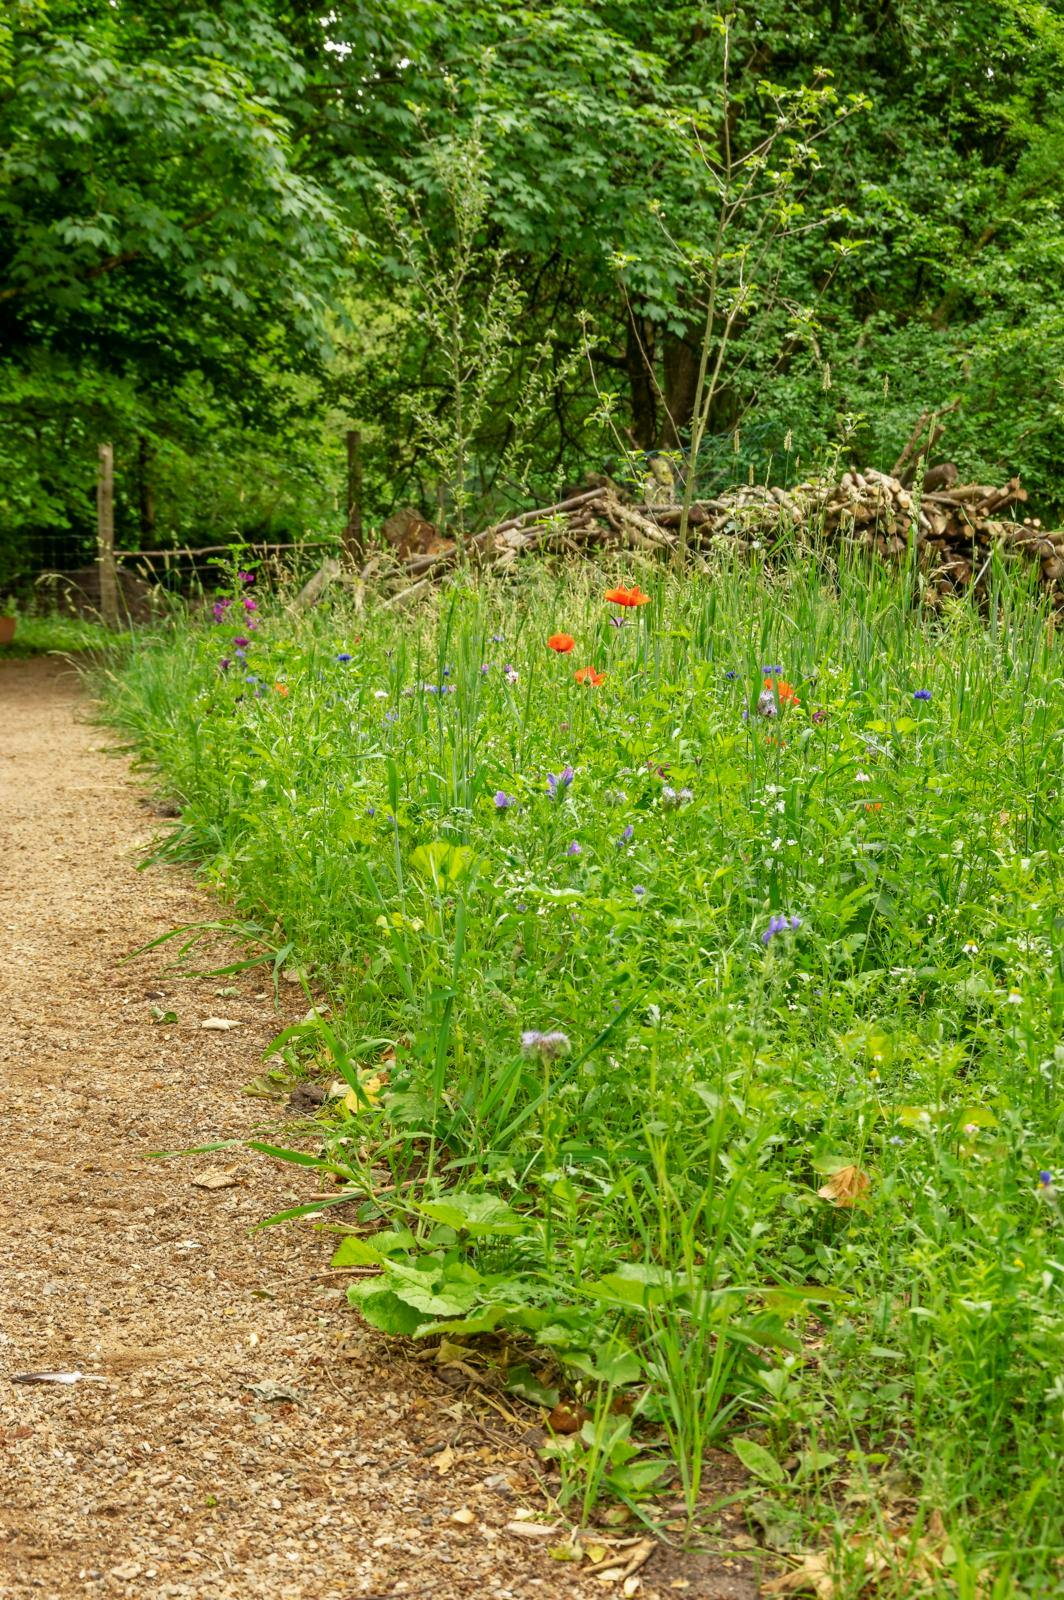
top-left (0, 658), bottom-right (759, 1600)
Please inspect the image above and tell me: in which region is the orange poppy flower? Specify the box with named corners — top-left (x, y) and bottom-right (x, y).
top-left (273, 682), bottom-right (290, 697)
top-left (765, 676), bottom-right (800, 707)
top-left (604, 585), bottom-right (651, 608)
top-left (547, 632), bottom-right (575, 653)
top-left (864, 801), bottom-right (883, 812)
top-left (574, 665), bottom-right (605, 686)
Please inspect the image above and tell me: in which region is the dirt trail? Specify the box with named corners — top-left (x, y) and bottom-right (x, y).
top-left (0, 659), bottom-right (754, 1600)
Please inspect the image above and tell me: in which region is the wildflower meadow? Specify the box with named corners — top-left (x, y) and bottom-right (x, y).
top-left (108, 552), bottom-right (1063, 1594)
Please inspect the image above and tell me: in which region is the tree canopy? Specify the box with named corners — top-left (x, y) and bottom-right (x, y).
top-left (3, 0), bottom-right (1064, 567)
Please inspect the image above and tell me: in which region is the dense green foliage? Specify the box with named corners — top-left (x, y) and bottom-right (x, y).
top-left (5, 0), bottom-right (1064, 574)
top-left (109, 560), bottom-right (1064, 1585)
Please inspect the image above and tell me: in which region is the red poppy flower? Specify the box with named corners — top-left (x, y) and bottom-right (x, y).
top-left (574, 665), bottom-right (605, 686)
top-left (604, 585), bottom-right (651, 608)
top-left (547, 632), bottom-right (575, 653)
top-left (765, 676), bottom-right (800, 707)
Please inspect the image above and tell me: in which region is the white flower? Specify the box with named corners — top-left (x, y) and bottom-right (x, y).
top-left (373, 689), bottom-right (388, 700)
top-left (1006, 991), bottom-right (1023, 1005)
top-left (855, 771), bottom-right (872, 783)
top-left (963, 942), bottom-right (979, 956)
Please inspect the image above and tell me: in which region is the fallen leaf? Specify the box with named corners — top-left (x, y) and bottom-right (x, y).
top-left (761, 1551), bottom-right (835, 1598)
top-left (434, 1445), bottom-right (455, 1475)
top-left (191, 1169), bottom-right (239, 1191)
top-left (200, 1016), bottom-right (241, 1031)
top-left (549, 1543), bottom-right (583, 1562)
top-left (282, 967), bottom-right (307, 985)
top-left (591, 1537), bottom-right (656, 1585)
top-left (505, 1521), bottom-right (563, 1540)
top-left (150, 1006), bottom-right (178, 1025)
top-left (817, 1165), bottom-right (871, 1207)
top-left (246, 1381), bottom-right (300, 1403)
top-left (450, 1507), bottom-right (476, 1526)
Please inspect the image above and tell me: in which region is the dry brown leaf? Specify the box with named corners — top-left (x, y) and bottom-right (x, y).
top-left (592, 1537), bottom-right (656, 1585)
top-left (817, 1165), bottom-right (871, 1207)
top-left (191, 1168), bottom-right (239, 1191)
top-left (505, 1521), bottom-right (562, 1540)
top-left (199, 1016), bottom-right (241, 1031)
top-left (761, 1551), bottom-right (835, 1598)
top-left (434, 1445), bottom-right (455, 1476)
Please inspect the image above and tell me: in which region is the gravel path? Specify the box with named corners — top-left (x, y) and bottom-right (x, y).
top-left (0, 658), bottom-right (755, 1600)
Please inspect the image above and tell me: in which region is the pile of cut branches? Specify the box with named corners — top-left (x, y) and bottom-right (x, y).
top-left (370, 472), bottom-right (1064, 612)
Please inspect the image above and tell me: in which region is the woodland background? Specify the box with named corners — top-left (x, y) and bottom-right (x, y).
top-left (4, 0), bottom-right (1064, 581)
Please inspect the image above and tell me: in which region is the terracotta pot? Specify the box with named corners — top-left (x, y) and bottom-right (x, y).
top-left (0, 616), bottom-right (15, 647)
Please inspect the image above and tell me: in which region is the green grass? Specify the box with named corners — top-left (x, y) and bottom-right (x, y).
top-left (0, 612), bottom-right (118, 657)
top-left (105, 553), bottom-right (1064, 1594)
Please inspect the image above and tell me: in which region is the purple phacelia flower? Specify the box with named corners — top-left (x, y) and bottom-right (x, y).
top-left (521, 1030), bottom-right (571, 1059)
top-left (547, 765), bottom-right (574, 797)
top-left (757, 689), bottom-right (778, 718)
top-left (620, 824), bottom-right (634, 843)
top-left (494, 791), bottom-right (516, 810)
top-left (565, 840), bottom-right (582, 857)
top-left (761, 913), bottom-right (800, 945)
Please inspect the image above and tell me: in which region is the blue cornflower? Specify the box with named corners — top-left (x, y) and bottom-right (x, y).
top-left (762, 664), bottom-right (783, 676)
top-left (365, 806), bottom-right (376, 817)
top-left (491, 633), bottom-right (505, 644)
top-left (1039, 1170), bottom-right (1053, 1187)
top-left (336, 653), bottom-right (352, 663)
top-left (547, 765), bottom-right (574, 797)
top-left (609, 616), bottom-right (626, 628)
top-left (633, 884), bottom-right (646, 898)
top-left (384, 710), bottom-right (399, 723)
top-left (913, 688), bottom-right (932, 700)
top-left (494, 791), bottom-right (516, 809)
top-left (725, 670), bottom-right (737, 680)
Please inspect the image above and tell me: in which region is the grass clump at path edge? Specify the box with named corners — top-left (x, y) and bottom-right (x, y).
top-left (105, 554), bottom-right (1064, 1593)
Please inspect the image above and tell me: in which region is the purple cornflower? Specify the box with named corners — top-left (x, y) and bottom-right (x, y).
top-left (480, 663), bottom-right (490, 674)
top-left (212, 597), bottom-right (231, 621)
top-left (243, 597), bottom-right (257, 613)
top-left (494, 791), bottom-right (516, 810)
top-left (913, 689), bottom-right (932, 701)
top-left (609, 616), bottom-right (627, 628)
top-left (762, 913), bottom-right (801, 945)
top-left (812, 708), bottom-right (828, 723)
top-left (521, 1030), bottom-right (571, 1059)
top-left (233, 635), bottom-right (250, 649)
top-left (565, 840), bottom-right (582, 857)
top-left (503, 664), bottom-right (519, 684)
top-left (547, 765), bottom-right (574, 797)
top-left (219, 657), bottom-right (231, 672)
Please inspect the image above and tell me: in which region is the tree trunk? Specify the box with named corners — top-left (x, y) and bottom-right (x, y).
top-left (660, 332), bottom-right (701, 449)
top-left (624, 307), bottom-right (657, 451)
top-left (137, 435), bottom-right (155, 542)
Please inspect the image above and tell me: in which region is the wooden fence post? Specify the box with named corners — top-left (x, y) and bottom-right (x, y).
top-left (343, 428), bottom-right (364, 563)
top-left (97, 443), bottom-right (119, 628)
